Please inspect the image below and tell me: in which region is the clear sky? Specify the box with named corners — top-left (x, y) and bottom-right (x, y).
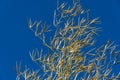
top-left (0, 0), bottom-right (120, 80)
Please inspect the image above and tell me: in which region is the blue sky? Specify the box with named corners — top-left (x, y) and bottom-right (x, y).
top-left (0, 0), bottom-right (120, 80)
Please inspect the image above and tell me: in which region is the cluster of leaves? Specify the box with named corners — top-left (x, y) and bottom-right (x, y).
top-left (16, 0), bottom-right (120, 80)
